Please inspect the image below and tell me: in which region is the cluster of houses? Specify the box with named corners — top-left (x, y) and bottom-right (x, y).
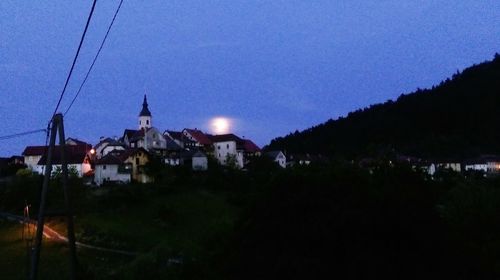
top-left (17, 95), bottom-right (287, 186)
top-left (13, 96), bottom-right (500, 186)
top-left (359, 154), bottom-right (500, 177)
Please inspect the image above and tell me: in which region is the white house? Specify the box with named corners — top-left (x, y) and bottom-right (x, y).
top-left (23, 140), bottom-right (92, 175)
top-left (211, 134), bottom-right (245, 168)
top-left (37, 146), bottom-right (92, 177)
top-left (22, 146), bottom-right (46, 173)
top-left (266, 151), bottom-right (287, 168)
top-left (94, 152), bottom-right (132, 186)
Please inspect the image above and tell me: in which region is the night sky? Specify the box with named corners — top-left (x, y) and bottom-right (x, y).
top-left (1, 1), bottom-right (499, 156)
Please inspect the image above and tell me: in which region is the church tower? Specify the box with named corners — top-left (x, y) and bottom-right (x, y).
top-left (138, 95), bottom-right (152, 130)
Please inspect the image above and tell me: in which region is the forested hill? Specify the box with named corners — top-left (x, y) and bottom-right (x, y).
top-left (266, 54), bottom-right (500, 159)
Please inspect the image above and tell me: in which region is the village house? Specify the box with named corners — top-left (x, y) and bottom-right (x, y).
top-left (37, 145), bottom-right (93, 177)
top-left (182, 128), bottom-right (213, 151)
top-left (163, 150), bottom-right (208, 171)
top-left (23, 138), bottom-right (92, 175)
top-left (94, 151), bottom-right (132, 185)
top-left (94, 148), bottom-right (152, 185)
top-left (210, 134), bottom-right (261, 168)
top-left (265, 151), bottom-right (287, 168)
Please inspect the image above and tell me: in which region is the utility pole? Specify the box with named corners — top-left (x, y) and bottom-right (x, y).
top-left (29, 113), bottom-right (77, 280)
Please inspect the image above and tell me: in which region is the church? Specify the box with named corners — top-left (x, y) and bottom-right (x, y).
top-left (121, 95), bottom-right (167, 154)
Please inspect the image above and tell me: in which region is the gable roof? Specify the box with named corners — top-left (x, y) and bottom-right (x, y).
top-left (243, 139), bottom-right (261, 153)
top-left (123, 129), bottom-right (140, 139)
top-left (23, 146), bottom-right (48, 156)
top-left (37, 146), bottom-right (89, 165)
top-left (94, 137), bottom-right (123, 150)
top-left (23, 143), bottom-right (90, 157)
top-left (96, 153), bottom-right (124, 165)
top-left (266, 151), bottom-right (284, 159)
top-left (209, 133), bottom-right (241, 143)
top-left (66, 138), bottom-right (91, 146)
top-left (164, 130), bottom-right (183, 141)
top-left (184, 129), bottom-right (212, 145)
top-left (208, 134), bottom-right (260, 153)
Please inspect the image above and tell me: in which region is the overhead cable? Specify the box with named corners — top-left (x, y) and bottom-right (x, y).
top-left (0, 129), bottom-right (47, 141)
top-left (50, 0), bottom-right (98, 120)
top-left (64, 0), bottom-right (125, 117)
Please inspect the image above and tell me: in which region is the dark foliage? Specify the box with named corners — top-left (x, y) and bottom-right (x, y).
top-left (266, 54), bottom-right (500, 159)
top-left (224, 164), bottom-right (500, 279)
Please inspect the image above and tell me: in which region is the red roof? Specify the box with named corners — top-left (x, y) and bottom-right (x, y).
top-left (184, 129), bottom-right (212, 145)
top-left (23, 146), bottom-right (47, 156)
top-left (209, 133), bottom-right (241, 143)
top-left (209, 134), bottom-right (260, 153)
top-left (37, 147), bottom-right (89, 165)
top-left (243, 139), bottom-right (261, 153)
top-left (23, 144), bottom-right (90, 157)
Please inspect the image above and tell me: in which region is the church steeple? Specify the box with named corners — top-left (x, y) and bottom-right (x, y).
top-left (138, 94), bottom-right (152, 129)
top-left (139, 95), bottom-right (152, 117)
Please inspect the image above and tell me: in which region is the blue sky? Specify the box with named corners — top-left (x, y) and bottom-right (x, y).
top-left (1, 1), bottom-right (499, 156)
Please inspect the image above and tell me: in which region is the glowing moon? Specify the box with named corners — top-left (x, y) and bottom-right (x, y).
top-left (210, 117), bottom-right (231, 134)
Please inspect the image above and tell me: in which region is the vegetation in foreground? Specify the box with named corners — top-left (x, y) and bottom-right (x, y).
top-left (2, 161), bottom-right (500, 279)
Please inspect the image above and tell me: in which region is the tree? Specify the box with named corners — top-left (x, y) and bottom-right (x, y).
top-left (225, 154), bottom-right (239, 169)
top-left (51, 165), bottom-right (79, 179)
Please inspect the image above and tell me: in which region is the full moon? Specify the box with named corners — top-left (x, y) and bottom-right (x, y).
top-left (210, 117), bottom-right (231, 134)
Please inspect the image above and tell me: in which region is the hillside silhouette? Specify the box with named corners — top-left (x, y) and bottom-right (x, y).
top-left (266, 54), bottom-right (500, 159)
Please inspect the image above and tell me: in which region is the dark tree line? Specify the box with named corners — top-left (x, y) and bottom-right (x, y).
top-left (266, 54), bottom-right (500, 160)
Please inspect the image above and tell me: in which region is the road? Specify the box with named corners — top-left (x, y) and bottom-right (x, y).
top-left (0, 211), bottom-right (138, 256)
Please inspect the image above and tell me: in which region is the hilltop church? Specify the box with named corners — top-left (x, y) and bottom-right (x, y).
top-left (121, 95), bottom-right (167, 154)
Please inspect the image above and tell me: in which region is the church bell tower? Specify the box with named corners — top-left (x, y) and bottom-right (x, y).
top-left (139, 94), bottom-right (152, 130)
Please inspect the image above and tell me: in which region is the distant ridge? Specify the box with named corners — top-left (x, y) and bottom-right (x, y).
top-left (266, 54), bottom-right (500, 159)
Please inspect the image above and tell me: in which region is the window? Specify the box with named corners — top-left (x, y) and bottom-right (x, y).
top-left (146, 120), bottom-right (149, 125)
top-left (136, 158), bottom-right (140, 165)
top-left (227, 144), bottom-right (229, 149)
top-left (217, 145), bottom-right (220, 150)
top-left (139, 120), bottom-right (141, 125)
top-left (103, 165), bottom-right (106, 170)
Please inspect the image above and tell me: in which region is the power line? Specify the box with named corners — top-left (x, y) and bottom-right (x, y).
top-left (64, 0), bottom-right (124, 117)
top-left (50, 0), bottom-right (98, 120)
top-left (0, 129), bottom-right (47, 141)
